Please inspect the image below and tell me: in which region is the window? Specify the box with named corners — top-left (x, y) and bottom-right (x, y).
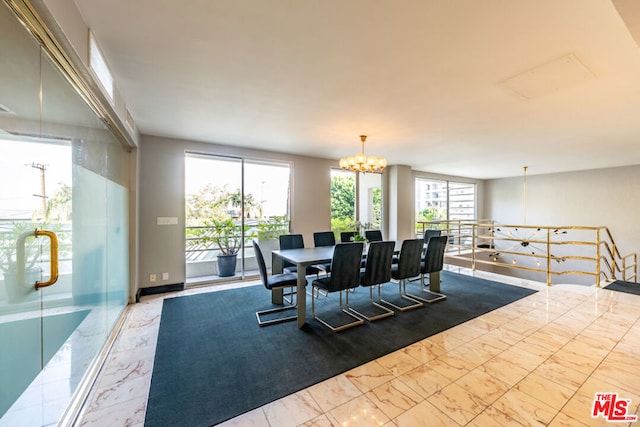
top-left (89, 31), bottom-right (114, 100)
top-left (331, 170), bottom-right (383, 238)
top-left (330, 169), bottom-right (355, 236)
top-left (415, 178), bottom-right (475, 222)
top-left (185, 153), bottom-right (291, 282)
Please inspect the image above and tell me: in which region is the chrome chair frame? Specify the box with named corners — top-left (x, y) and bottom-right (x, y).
top-left (348, 240), bottom-right (395, 321)
top-left (253, 240), bottom-right (299, 326)
top-left (382, 238), bottom-right (425, 311)
top-left (409, 235), bottom-right (448, 304)
top-left (311, 242), bottom-right (365, 332)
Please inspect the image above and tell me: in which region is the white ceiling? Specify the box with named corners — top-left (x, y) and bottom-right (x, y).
top-left (73, 0), bottom-right (640, 179)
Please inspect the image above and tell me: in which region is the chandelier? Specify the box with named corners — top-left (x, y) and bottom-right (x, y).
top-left (339, 135), bottom-right (387, 173)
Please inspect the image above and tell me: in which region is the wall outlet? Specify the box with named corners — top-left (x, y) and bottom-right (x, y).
top-left (162, 272), bottom-right (169, 280)
top-left (150, 274), bottom-right (157, 282)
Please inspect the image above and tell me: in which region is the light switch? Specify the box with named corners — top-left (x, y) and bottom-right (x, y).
top-left (157, 217), bottom-right (178, 225)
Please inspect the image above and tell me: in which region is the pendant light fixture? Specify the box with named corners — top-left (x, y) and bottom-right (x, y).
top-left (338, 135), bottom-right (387, 173)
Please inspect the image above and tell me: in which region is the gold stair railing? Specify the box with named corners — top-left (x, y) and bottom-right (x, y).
top-left (416, 220), bottom-right (637, 286)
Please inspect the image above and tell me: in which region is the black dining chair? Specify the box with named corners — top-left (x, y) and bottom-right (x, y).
top-left (408, 228), bottom-right (443, 283)
top-left (365, 230), bottom-right (383, 242)
top-left (349, 240), bottom-right (395, 322)
top-left (423, 229), bottom-right (442, 247)
top-left (311, 242), bottom-right (365, 332)
top-left (410, 235), bottom-right (448, 303)
top-left (313, 231), bottom-right (336, 247)
top-left (312, 231), bottom-right (335, 276)
top-left (279, 233), bottom-right (321, 300)
top-left (279, 234), bottom-right (320, 276)
top-left (382, 238), bottom-right (424, 311)
top-left (253, 240), bottom-right (299, 326)
top-left (340, 231), bottom-right (355, 243)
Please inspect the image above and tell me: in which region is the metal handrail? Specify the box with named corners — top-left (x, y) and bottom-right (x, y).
top-left (417, 220), bottom-right (637, 286)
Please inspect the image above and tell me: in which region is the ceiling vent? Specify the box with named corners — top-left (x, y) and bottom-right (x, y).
top-left (499, 53), bottom-right (596, 99)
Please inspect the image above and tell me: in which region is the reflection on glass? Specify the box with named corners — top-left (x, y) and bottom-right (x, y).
top-left (0, 2), bottom-right (129, 425)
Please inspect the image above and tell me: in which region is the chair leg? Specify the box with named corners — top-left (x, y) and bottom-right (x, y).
top-left (380, 279), bottom-right (424, 311)
top-left (313, 287), bottom-right (364, 332)
top-left (348, 285), bottom-right (394, 321)
top-left (256, 305), bottom-right (298, 326)
top-left (408, 272), bottom-right (447, 304)
top-left (257, 287), bottom-right (298, 326)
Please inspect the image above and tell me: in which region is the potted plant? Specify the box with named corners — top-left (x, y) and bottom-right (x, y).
top-left (201, 218), bottom-right (242, 277)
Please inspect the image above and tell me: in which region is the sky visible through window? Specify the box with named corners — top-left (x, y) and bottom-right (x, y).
top-left (185, 155), bottom-right (290, 218)
top-left (0, 138), bottom-right (71, 219)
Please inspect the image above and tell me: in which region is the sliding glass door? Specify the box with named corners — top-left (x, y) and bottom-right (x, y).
top-left (185, 153), bottom-right (290, 283)
top-left (0, 3), bottom-right (130, 425)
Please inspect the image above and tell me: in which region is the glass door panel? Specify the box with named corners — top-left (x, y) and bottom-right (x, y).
top-left (0, 2), bottom-right (130, 425)
top-left (244, 160), bottom-right (291, 270)
top-left (0, 2), bottom-right (53, 420)
top-left (185, 154), bottom-right (243, 282)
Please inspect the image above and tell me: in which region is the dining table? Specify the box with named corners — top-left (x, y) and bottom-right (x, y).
top-left (271, 246), bottom-right (334, 328)
top-left (271, 241), bottom-right (413, 328)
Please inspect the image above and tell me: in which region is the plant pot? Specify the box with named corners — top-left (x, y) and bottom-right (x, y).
top-left (217, 254), bottom-right (238, 277)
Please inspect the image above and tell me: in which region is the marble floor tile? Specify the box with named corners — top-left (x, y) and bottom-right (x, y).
top-left (428, 355), bottom-right (471, 382)
top-left (262, 390), bottom-right (323, 427)
top-left (365, 378), bottom-right (423, 420)
top-left (376, 348), bottom-right (424, 377)
top-left (513, 372), bottom-right (575, 411)
top-left (217, 407), bottom-right (269, 427)
top-left (326, 394), bottom-right (390, 427)
top-left (307, 374), bottom-right (363, 413)
top-left (491, 388), bottom-right (557, 426)
top-left (547, 411), bottom-right (589, 427)
top-left (466, 405), bottom-right (523, 427)
top-left (345, 360), bottom-right (395, 393)
top-left (534, 359), bottom-right (589, 390)
top-left (300, 414), bottom-right (335, 427)
top-left (392, 400), bottom-right (458, 427)
top-left (454, 368), bottom-right (511, 406)
top-left (427, 382), bottom-right (487, 425)
top-left (397, 364), bottom-right (452, 399)
top-left (399, 339), bottom-right (446, 363)
top-left (479, 354), bottom-right (530, 386)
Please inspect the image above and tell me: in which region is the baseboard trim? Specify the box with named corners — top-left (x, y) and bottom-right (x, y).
top-left (136, 283), bottom-right (185, 302)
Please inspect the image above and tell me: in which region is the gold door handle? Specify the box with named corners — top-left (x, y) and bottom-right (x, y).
top-left (16, 229), bottom-right (59, 289)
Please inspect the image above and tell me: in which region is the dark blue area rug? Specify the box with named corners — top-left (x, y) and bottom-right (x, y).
top-left (604, 280), bottom-right (640, 295)
top-left (145, 271), bottom-right (536, 427)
